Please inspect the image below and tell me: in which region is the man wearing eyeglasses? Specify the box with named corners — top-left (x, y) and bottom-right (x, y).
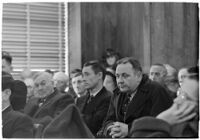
top-left (130, 66), bottom-right (199, 138)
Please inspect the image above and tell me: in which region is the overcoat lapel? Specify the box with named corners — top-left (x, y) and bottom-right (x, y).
top-left (79, 94), bottom-right (89, 112)
top-left (82, 88), bottom-right (106, 114)
top-left (33, 92), bottom-right (57, 117)
top-left (125, 88), bottom-right (149, 122)
top-left (125, 76), bottom-right (150, 122)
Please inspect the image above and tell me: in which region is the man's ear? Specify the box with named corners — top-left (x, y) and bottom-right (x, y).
top-left (4, 89), bottom-right (11, 100)
top-left (98, 72), bottom-right (103, 80)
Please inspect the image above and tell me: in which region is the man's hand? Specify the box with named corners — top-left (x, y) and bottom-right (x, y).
top-left (107, 122), bottom-right (128, 138)
top-left (156, 100), bottom-right (197, 125)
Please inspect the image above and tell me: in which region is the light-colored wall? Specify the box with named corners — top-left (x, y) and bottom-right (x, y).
top-left (68, 3), bottom-right (82, 74)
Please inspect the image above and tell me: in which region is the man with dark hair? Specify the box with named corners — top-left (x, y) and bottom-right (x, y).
top-left (2, 72), bottom-right (34, 138)
top-left (149, 63), bottom-right (167, 84)
top-left (76, 60), bottom-right (112, 137)
top-left (98, 57), bottom-right (172, 138)
top-left (71, 69), bottom-right (87, 99)
top-left (2, 51), bottom-right (13, 74)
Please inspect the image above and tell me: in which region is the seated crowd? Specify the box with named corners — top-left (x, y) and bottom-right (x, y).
top-left (2, 50), bottom-right (199, 138)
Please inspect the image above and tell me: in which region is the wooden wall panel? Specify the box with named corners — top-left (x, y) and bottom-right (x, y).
top-left (81, 3), bottom-right (146, 66)
top-left (74, 3), bottom-right (198, 71)
top-left (150, 3), bottom-right (198, 69)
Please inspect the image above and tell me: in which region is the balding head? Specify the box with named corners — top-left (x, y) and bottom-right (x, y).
top-left (33, 72), bottom-right (54, 98)
top-left (149, 64), bottom-right (167, 83)
top-left (53, 72), bottom-right (69, 93)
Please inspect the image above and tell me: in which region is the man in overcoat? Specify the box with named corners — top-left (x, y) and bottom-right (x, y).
top-left (98, 57), bottom-right (173, 138)
top-left (24, 72), bottom-right (74, 127)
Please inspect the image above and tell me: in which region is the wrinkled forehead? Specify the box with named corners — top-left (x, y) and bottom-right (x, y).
top-left (82, 66), bottom-right (94, 73)
top-left (150, 65), bottom-right (165, 73)
top-left (34, 73), bottom-right (52, 84)
top-left (53, 74), bottom-right (68, 82)
top-left (116, 63), bottom-right (135, 74)
top-left (72, 75), bottom-right (83, 82)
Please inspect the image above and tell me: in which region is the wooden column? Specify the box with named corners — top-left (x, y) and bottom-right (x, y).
top-left (68, 3), bottom-right (82, 73)
top-left (143, 3), bottom-right (151, 73)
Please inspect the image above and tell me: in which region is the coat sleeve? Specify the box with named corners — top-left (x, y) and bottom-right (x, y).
top-left (97, 94), bottom-right (116, 138)
top-left (150, 85), bottom-right (173, 116)
top-left (13, 115), bottom-right (34, 138)
top-left (129, 116), bottom-right (171, 138)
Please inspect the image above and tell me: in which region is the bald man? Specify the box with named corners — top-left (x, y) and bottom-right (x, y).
top-left (24, 72), bottom-right (74, 128)
top-left (149, 64), bottom-right (167, 84)
top-left (53, 72), bottom-right (69, 94)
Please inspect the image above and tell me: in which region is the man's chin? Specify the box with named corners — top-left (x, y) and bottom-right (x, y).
top-left (120, 88), bottom-right (128, 93)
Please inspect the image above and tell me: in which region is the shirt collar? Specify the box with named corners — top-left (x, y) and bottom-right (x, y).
top-left (2, 105), bottom-right (10, 112)
top-left (89, 87), bottom-right (103, 97)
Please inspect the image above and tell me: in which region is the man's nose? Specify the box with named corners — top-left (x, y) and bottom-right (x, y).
top-left (38, 84), bottom-right (43, 90)
top-left (150, 74), bottom-right (156, 80)
top-left (54, 81), bottom-right (57, 86)
top-left (117, 76), bottom-right (123, 83)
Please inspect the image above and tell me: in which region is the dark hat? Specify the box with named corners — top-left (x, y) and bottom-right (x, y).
top-left (105, 48), bottom-right (117, 58)
top-left (42, 104), bottom-right (94, 138)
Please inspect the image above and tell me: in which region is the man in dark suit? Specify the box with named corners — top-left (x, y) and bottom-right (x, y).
top-left (97, 57), bottom-right (173, 138)
top-left (76, 60), bottom-right (111, 137)
top-left (24, 72), bottom-right (74, 127)
top-left (2, 72), bottom-right (34, 138)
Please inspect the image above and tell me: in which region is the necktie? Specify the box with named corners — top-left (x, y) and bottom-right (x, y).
top-left (121, 93), bottom-right (132, 117)
top-left (38, 98), bottom-right (46, 107)
top-left (87, 95), bottom-right (94, 104)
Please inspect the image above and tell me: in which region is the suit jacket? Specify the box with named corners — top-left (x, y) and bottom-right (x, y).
top-left (24, 89), bottom-right (74, 126)
top-left (76, 87), bottom-right (112, 136)
top-left (2, 106), bottom-right (34, 138)
top-left (42, 104), bottom-right (94, 138)
top-left (98, 74), bottom-right (173, 137)
top-left (129, 116), bottom-right (198, 138)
